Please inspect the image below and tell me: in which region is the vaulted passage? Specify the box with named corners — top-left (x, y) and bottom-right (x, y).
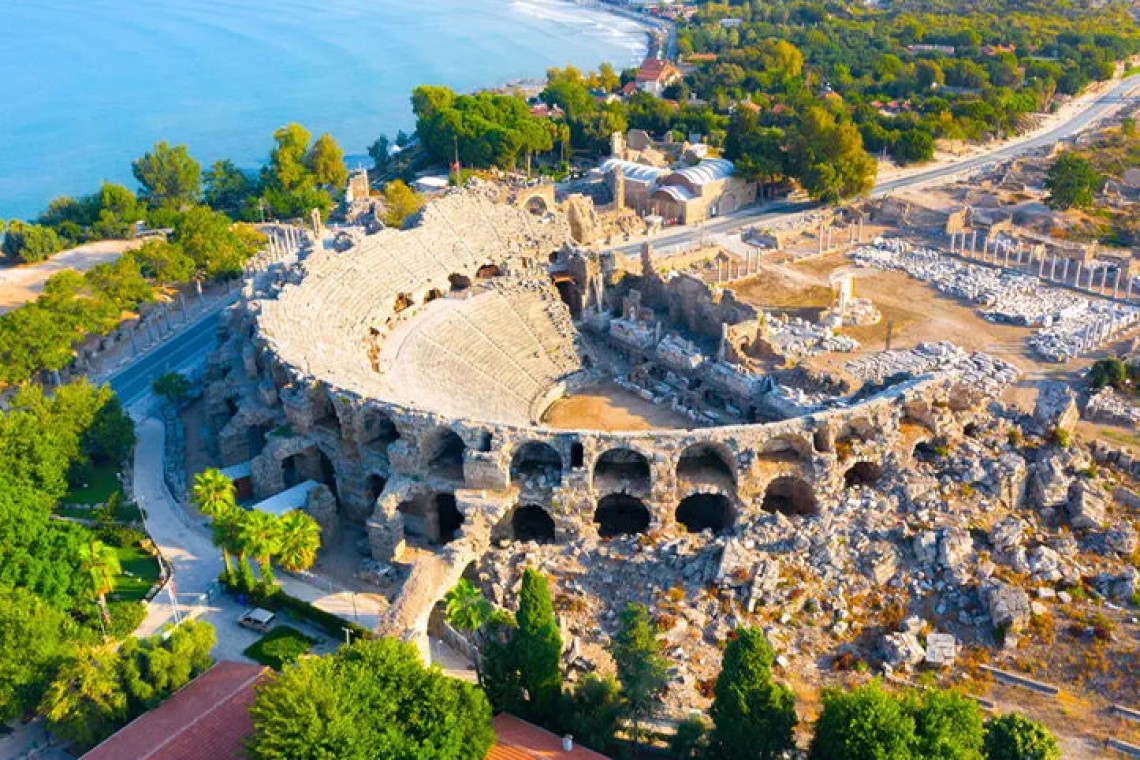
top-left (398, 492), bottom-right (463, 545)
top-left (844, 461), bottom-right (883, 489)
top-left (360, 409), bottom-right (400, 455)
top-left (365, 474), bottom-right (387, 505)
top-left (449, 273), bottom-right (471, 292)
top-left (476, 264), bottom-right (501, 279)
top-left (512, 504), bottom-right (556, 542)
top-left (762, 476), bottom-right (818, 516)
top-left (676, 444), bottom-right (735, 490)
top-left (593, 448), bottom-right (651, 495)
top-left (676, 493), bottom-right (735, 534)
top-left (510, 442), bottom-right (563, 489)
top-left (425, 429), bottom-right (466, 481)
top-left (594, 494), bottom-right (650, 537)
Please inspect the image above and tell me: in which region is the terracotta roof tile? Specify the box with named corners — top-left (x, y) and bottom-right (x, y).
top-left (490, 713), bottom-right (612, 760)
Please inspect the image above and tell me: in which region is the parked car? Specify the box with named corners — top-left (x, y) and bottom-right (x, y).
top-left (238, 607), bottom-right (276, 633)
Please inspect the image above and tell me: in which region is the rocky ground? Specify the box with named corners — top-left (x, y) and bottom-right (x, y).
top-left (471, 408), bottom-right (1140, 745)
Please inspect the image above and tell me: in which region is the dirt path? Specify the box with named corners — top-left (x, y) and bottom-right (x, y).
top-left (0, 239), bottom-right (142, 313)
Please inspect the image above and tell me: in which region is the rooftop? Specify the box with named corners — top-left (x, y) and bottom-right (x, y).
top-left (489, 714), bottom-right (612, 760)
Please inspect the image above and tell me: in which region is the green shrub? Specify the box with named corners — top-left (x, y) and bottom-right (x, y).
top-left (243, 626), bottom-right (317, 670)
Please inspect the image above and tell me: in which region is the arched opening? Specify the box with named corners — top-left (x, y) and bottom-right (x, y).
top-left (512, 504), bottom-right (556, 542)
top-left (365, 474), bottom-right (387, 505)
top-left (282, 454), bottom-right (300, 489)
top-left (593, 448), bottom-right (651, 495)
top-left (676, 493), bottom-right (735, 534)
top-left (813, 428), bottom-right (832, 453)
top-left (246, 422), bottom-right (273, 459)
top-left (570, 442), bottom-right (585, 469)
top-left (360, 409), bottom-right (400, 455)
top-left (511, 442), bottom-right (563, 489)
top-left (317, 449), bottom-right (339, 499)
top-left (394, 293), bottom-right (412, 313)
top-left (476, 264), bottom-right (501, 279)
top-left (554, 278), bottom-right (582, 319)
top-left (425, 429), bottom-right (466, 481)
top-left (594, 494), bottom-right (651, 537)
top-left (757, 436), bottom-right (810, 464)
top-left (423, 288), bottom-right (443, 303)
top-left (913, 440), bottom-right (939, 462)
top-left (524, 196), bottom-right (549, 216)
top-left (398, 492), bottom-right (463, 545)
top-left (478, 432), bottom-right (493, 453)
top-left (449, 273), bottom-right (471, 292)
top-left (676, 444), bottom-right (735, 489)
top-left (762, 476), bottom-right (818, 516)
top-left (964, 422), bottom-right (981, 438)
top-left (844, 461), bottom-right (883, 489)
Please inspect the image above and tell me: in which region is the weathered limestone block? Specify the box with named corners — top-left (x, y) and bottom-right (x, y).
top-left (305, 484), bottom-right (340, 543)
top-left (913, 530), bottom-right (938, 566)
top-left (1028, 455), bottom-right (1071, 511)
top-left (1066, 481), bottom-right (1108, 531)
top-left (464, 454), bottom-right (508, 491)
top-left (924, 633), bottom-right (958, 666)
top-left (882, 632), bottom-right (926, 668)
top-left (1033, 381), bottom-right (1079, 433)
top-left (986, 581), bottom-right (1031, 634)
top-left (1105, 523), bottom-right (1137, 556)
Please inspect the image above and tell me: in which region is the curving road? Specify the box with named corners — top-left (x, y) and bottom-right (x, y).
top-left (108, 308), bottom-right (224, 406)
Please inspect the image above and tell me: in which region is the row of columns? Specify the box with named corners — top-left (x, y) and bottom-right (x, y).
top-left (816, 219), bottom-right (866, 256)
top-left (948, 229), bottom-right (1137, 303)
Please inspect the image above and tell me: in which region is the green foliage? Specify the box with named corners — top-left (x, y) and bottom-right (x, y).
top-left (2, 220), bottom-right (64, 263)
top-left (239, 509), bottom-right (285, 586)
top-left (1045, 152), bottom-right (1102, 210)
top-left (513, 568), bottom-right (563, 723)
top-left (152, 371), bottom-right (193, 403)
top-left (445, 578), bottom-right (491, 632)
top-left (562, 674), bottom-right (624, 755)
top-left (789, 107), bottom-right (878, 202)
top-left (305, 133), bottom-right (348, 188)
top-left (242, 625), bottom-right (317, 670)
top-left (479, 609), bottom-right (526, 715)
top-left (132, 141), bottom-right (202, 209)
top-left (131, 240), bottom-right (196, 286)
top-left (382, 180), bottom-right (424, 228)
top-left (276, 509), bottom-right (322, 573)
top-left (247, 637), bottom-right (495, 760)
top-left (668, 715), bottom-right (710, 760)
top-left (174, 205), bottom-right (262, 278)
top-left (708, 627), bottom-right (797, 760)
top-left (612, 602), bottom-right (669, 751)
top-left (910, 689), bottom-right (985, 760)
top-left (809, 681), bottom-right (916, 760)
top-left (81, 394), bottom-right (135, 466)
top-left (203, 159), bottom-right (254, 217)
top-left (1088, 357), bottom-right (1129, 390)
top-left (0, 586), bottom-right (82, 722)
top-left (983, 713), bottom-right (1061, 760)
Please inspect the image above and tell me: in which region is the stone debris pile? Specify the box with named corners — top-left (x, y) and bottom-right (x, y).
top-left (845, 341), bottom-right (1019, 396)
top-left (764, 312), bottom-right (860, 359)
top-left (851, 241), bottom-right (1139, 361)
top-left (1085, 387), bottom-right (1140, 428)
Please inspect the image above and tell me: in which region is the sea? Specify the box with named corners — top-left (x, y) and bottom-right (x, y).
top-left (0, 0), bottom-right (648, 220)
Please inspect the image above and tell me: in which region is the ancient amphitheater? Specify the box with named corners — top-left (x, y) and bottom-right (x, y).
top-left (206, 185), bottom-right (996, 647)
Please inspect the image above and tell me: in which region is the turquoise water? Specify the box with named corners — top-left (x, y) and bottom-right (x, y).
top-left (0, 0), bottom-right (646, 220)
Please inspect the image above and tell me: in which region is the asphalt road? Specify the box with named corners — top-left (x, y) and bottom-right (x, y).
top-left (616, 73), bottom-right (1140, 256)
top-left (108, 309), bottom-right (222, 405)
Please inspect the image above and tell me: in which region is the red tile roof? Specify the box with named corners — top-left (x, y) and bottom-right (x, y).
top-left (82, 661), bottom-right (269, 760)
top-left (488, 714), bottom-right (612, 760)
top-left (635, 57), bottom-right (681, 84)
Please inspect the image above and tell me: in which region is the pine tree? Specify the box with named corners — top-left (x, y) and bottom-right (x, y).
top-left (611, 603), bottom-right (669, 752)
top-left (709, 627), bottom-right (797, 760)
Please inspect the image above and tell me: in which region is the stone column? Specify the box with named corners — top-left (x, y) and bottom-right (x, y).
top-left (1061, 258), bottom-right (1069, 283)
top-left (1074, 261), bottom-right (1082, 288)
top-left (1113, 269), bottom-right (1121, 299)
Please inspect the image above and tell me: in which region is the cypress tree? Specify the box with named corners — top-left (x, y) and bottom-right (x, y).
top-left (512, 568), bottom-right (562, 724)
top-left (709, 627), bottom-right (797, 760)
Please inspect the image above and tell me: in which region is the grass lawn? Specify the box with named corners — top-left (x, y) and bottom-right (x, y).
top-left (243, 626), bottom-right (318, 670)
top-left (63, 462), bottom-right (122, 506)
top-left (112, 543), bottom-right (161, 602)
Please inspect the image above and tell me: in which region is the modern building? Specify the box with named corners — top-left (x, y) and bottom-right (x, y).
top-left (601, 157), bottom-right (756, 224)
top-left (634, 57), bottom-right (683, 95)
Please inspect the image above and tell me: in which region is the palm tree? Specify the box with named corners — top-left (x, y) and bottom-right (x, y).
top-left (277, 510), bottom-right (322, 573)
top-left (238, 510), bottom-right (283, 586)
top-left (191, 468), bottom-right (237, 574)
top-left (78, 539), bottom-right (120, 625)
top-left (445, 579), bottom-right (491, 632)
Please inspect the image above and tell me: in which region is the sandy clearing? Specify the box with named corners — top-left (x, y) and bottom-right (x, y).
top-left (0, 239), bottom-right (142, 314)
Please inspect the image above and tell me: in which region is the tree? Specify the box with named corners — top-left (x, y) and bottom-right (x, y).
top-left (238, 509), bottom-right (283, 586)
top-left (910, 688), bottom-right (985, 760)
top-left (808, 681), bottom-right (916, 760)
top-left (247, 637), bottom-right (495, 760)
top-left (152, 371), bottom-right (193, 403)
top-left (445, 578), bottom-right (492, 632)
top-left (788, 107), bottom-right (877, 202)
top-left (305, 133), bottom-right (348, 189)
top-left (276, 509), bottom-right (321, 572)
top-left (1045, 152), bottom-right (1102, 209)
top-left (40, 650), bottom-right (127, 749)
top-left (79, 539), bottom-right (120, 625)
top-left (131, 240), bottom-right (195, 286)
top-left (513, 568), bottom-right (563, 723)
top-left (174, 206), bottom-right (261, 277)
top-left (564, 674), bottom-right (623, 755)
top-left (268, 123), bottom-right (313, 192)
top-left (81, 394), bottom-right (135, 466)
top-left (2, 220), bottom-right (64, 263)
top-left (708, 627), bottom-right (797, 760)
top-left (191, 468), bottom-right (237, 575)
top-left (368, 134), bottom-right (391, 173)
top-left (132, 141), bottom-right (201, 208)
top-left (984, 713), bottom-right (1061, 760)
top-left (1088, 357), bottom-right (1129, 389)
top-left (382, 180), bottom-right (423, 228)
top-left (893, 130), bottom-right (935, 164)
top-left (668, 715), bottom-right (709, 760)
top-left (611, 602), bottom-right (669, 752)
top-left (203, 160), bottom-right (253, 216)
top-left (0, 586), bottom-right (80, 722)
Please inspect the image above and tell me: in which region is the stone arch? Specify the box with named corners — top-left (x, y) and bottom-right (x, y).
top-left (593, 447), bottom-right (651, 495)
top-left (398, 491), bottom-right (463, 545)
top-left (676, 443), bottom-right (735, 490)
top-left (762, 476), bottom-right (818, 516)
top-left (423, 288), bottom-right (443, 304)
top-left (510, 441), bottom-right (563, 488)
top-left (570, 441), bottom-right (585, 469)
top-left (594, 493), bottom-right (650, 537)
top-left (449, 273), bottom-right (471, 292)
top-left (394, 293), bottom-right (412, 313)
top-left (423, 428), bottom-right (466, 481)
top-left (844, 461), bottom-right (883, 489)
top-left (359, 407), bottom-right (400, 455)
top-left (676, 493), bottom-right (735, 534)
top-left (836, 417), bottom-right (877, 447)
top-left (503, 504), bottom-right (556, 542)
top-left (720, 193), bottom-right (738, 214)
top-left (476, 264), bottom-right (501, 279)
top-left (365, 474), bottom-right (387, 505)
top-left (524, 195), bottom-right (550, 216)
top-left (757, 434), bottom-right (813, 463)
